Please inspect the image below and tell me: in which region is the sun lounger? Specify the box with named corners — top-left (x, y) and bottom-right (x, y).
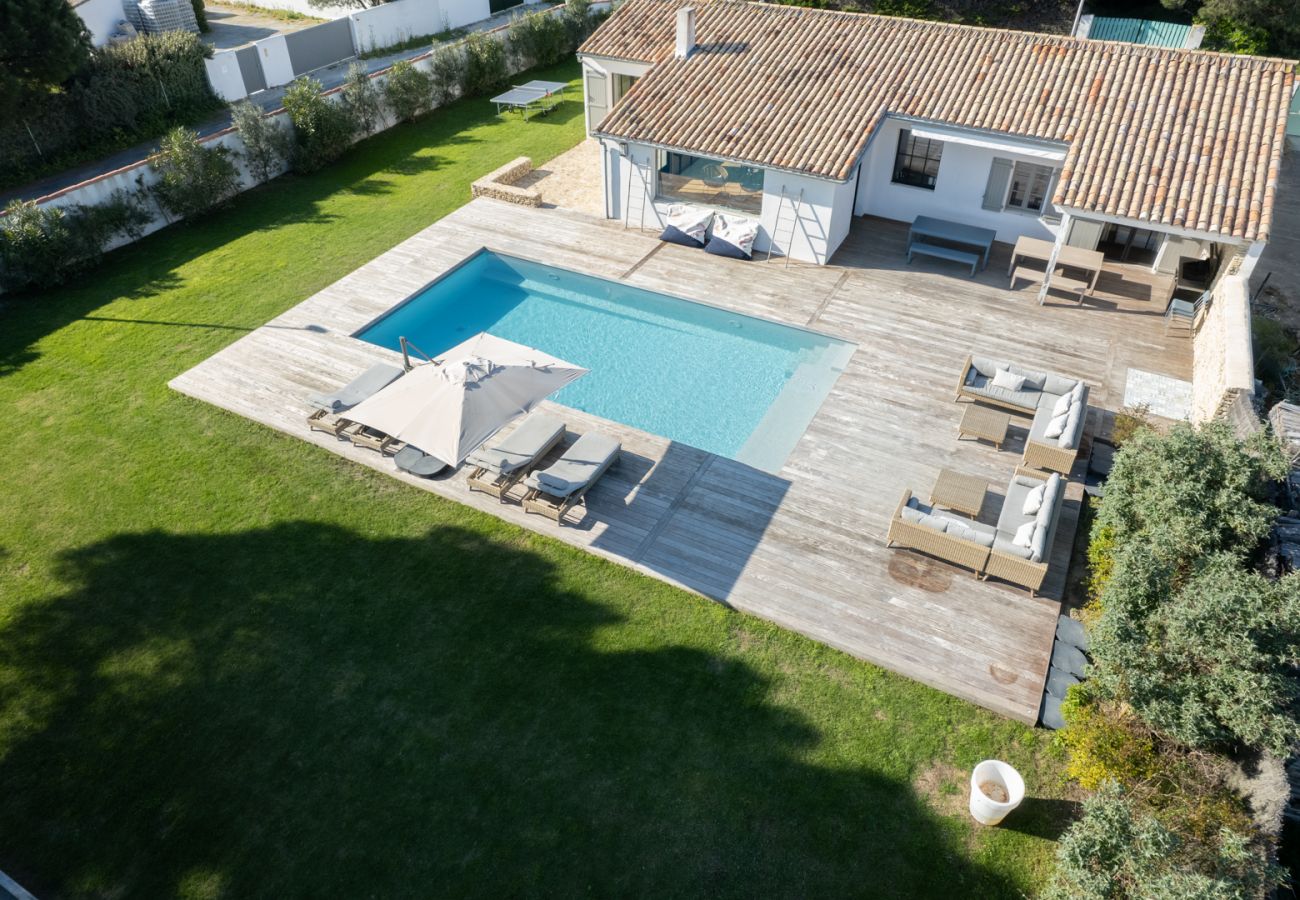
top-left (466, 414), bottom-right (566, 498)
top-left (343, 422), bottom-right (396, 454)
top-left (522, 431), bottom-right (620, 523)
top-left (394, 445), bottom-right (447, 478)
top-left (306, 363), bottom-right (404, 436)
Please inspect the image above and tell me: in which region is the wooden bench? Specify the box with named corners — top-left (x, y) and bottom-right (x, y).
top-left (906, 240), bottom-right (981, 276)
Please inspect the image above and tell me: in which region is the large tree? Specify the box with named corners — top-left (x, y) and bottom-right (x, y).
top-left (0, 0), bottom-right (92, 116)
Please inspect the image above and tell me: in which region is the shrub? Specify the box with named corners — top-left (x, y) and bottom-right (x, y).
top-left (0, 192), bottom-right (148, 291)
top-left (1057, 686), bottom-right (1162, 791)
top-left (460, 32), bottom-right (508, 98)
top-left (231, 100), bottom-right (293, 183)
top-left (509, 9), bottom-right (571, 68)
top-left (282, 77), bottom-right (357, 173)
top-left (0, 32), bottom-right (222, 192)
top-left (382, 60), bottom-right (433, 123)
top-left (1043, 784), bottom-right (1283, 900)
top-left (190, 0), bottom-right (209, 31)
top-left (428, 43), bottom-right (464, 106)
top-left (149, 127), bottom-right (241, 220)
top-left (1090, 550), bottom-right (1300, 755)
top-left (1093, 421), bottom-right (1287, 573)
top-left (341, 63), bottom-right (383, 134)
top-left (562, 0), bottom-right (601, 46)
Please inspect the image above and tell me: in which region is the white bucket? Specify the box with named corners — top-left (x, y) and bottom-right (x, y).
top-left (968, 759), bottom-right (1025, 826)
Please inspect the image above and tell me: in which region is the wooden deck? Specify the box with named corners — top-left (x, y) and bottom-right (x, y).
top-left (169, 200), bottom-right (1190, 723)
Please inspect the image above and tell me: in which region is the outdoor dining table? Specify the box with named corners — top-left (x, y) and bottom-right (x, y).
top-left (1008, 235), bottom-right (1106, 300)
top-left (907, 215), bottom-right (998, 269)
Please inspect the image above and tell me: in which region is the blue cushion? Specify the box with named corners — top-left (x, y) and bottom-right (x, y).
top-left (704, 235), bottom-right (751, 260)
top-left (660, 224), bottom-right (706, 248)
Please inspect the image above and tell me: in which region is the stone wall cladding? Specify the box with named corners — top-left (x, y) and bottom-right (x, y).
top-left (1191, 274), bottom-right (1256, 424)
top-left (470, 157), bottom-right (542, 207)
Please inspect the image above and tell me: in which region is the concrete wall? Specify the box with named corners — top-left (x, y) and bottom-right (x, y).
top-left (205, 51), bottom-right (249, 102)
top-left (349, 0), bottom-right (490, 54)
top-left (240, 0), bottom-right (350, 19)
top-left (1190, 274), bottom-right (1255, 423)
top-left (601, 139), bottom-right (853, 264)
top-left (75, 0), bottom-right (130, 46)
top-left (854, 117), bottom-right (1066, 245)
top-left (255, 34), bottom-right (297, 89)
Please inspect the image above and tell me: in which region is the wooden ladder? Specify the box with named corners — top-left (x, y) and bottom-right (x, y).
top-left (623, 155), bottom-right (654, 231)
top-left (765, 186), bottom-right (804, 266)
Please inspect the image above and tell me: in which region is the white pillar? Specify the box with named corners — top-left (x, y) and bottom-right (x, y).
top-left (1037, 212), bottom-right (1071, 305)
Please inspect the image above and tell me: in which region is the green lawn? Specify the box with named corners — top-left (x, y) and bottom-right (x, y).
top-left (0, 60), bottom-right (1075, 898)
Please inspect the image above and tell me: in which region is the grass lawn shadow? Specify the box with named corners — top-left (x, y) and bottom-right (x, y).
top-left (0, 520), bottom-right (1033, 898)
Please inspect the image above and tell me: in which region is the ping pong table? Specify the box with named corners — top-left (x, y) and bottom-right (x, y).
top-left (490, 80), bottom-right (569, 120)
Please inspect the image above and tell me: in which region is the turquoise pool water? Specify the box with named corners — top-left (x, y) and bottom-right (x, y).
top-left (358, 251), bottom-right (855, 474)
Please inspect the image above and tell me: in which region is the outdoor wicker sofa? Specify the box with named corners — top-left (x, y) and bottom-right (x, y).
top-left (955, 354), bottom-right (1090, 474)
top-left (887, 468), bottom-right (1067, 596)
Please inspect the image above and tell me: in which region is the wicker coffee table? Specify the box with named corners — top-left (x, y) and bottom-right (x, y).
top-left (930, 469), bottom-right (988, 517)
top-left (958, 403), bottom-right (1011, 449)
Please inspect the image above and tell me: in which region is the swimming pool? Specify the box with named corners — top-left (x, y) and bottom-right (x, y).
top-left (358, 251), bottom-right (855, 474)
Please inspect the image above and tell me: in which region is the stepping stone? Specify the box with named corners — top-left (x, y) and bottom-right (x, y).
top-left (1046, 666), bottom-right (1080, 699)
top-left (1051, 640), bottom-right (1089, 678)
top-left (1040, 693), bottom-right (1066, 729)
top-left (1056, 614), bottom-right (1089, 651)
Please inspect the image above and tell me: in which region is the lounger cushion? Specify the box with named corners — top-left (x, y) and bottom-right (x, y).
top-left (527, 431), bottom-right (621, 498)
top-left (466, 414), bottom-right (565, 475)
top-left (394, 445), bottom-right (447, 477)
top-left (308, 363), bottom-right (404, 412)
top-left (704, 214), bottom-right (758, 260)
top-left (659, 205), bottom-right (713, 248)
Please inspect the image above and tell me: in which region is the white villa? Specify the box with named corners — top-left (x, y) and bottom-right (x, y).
top-left (578, 0), bottom-right (1294, 281)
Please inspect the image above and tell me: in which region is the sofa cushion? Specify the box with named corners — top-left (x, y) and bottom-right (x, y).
top-left (1043, 373), bottom-right (1078, 395)
top-left (1013, 520), bottom-right (1037, 549)
top-left (900, 504), bottom-right (949, 533)
top-left (992, 368), bottom-right (1027, 391)
top-left (1008, 364), bottom-right (1047, 390)
top-left (994, 535), bottom-right (1034, 560)
top-left (1022, 483), bottom-right (1046, 515)
top-left (946, 519), bottom-right (996, 547)
top-left (1052, 392), bottom-right (1073, 418)
top-left (1059, 404), bottom-right (1084, 449)
top-left (1030, 525), bottom-right (1049, 563)
top-left (970, 356), bottom-right (1001, 378)
top-left (1045, 412), bottom-right (1069, 439)
top-left (999, 480), bottom-right (1037, 534)
top-left (965, 374), bottom-right (1041, 410)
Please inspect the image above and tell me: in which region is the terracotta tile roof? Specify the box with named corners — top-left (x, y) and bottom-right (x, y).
top-left (580, 0), bottom-right (1296, 242)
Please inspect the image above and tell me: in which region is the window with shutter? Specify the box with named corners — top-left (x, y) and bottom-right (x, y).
top-left (1006, 161), bottom-right (1058, 213)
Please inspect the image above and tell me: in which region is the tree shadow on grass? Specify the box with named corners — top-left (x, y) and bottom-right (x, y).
top-left (0, 521), bottom-right (1029, 899)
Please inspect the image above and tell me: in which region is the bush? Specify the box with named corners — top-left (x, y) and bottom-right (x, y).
top-left (562, 0), bottom-right (602, 46)
top-left (341, 63), bottom-right (383, 134)
top-left (0, 192), bottom-right (148, 291)
top-left (148, 127), bottom-right (241, 221)
top-left (0, 32), bottom-right (222, 192)
top-left (231, 100), bottom-right (293, 183)
top-left (1058, 686), bottom-right (1162, 790)
top-left (509, 10), bottom-right (571, 68)
top-left (382, 60), bottom-right (433, 123)
top-left (1043, 784), bottom-right (1283, 900)
top-left (1090, 550), bottom-right (1300, 755)
top-left (1093, 421), bottom-right (1287, 573)
top-left (460, 32), bottom-right (508, 98)
top-left (191, 0), bottom-right (209, 31)
top-left (428, 43), bottom-right (464, 106)
top-left (282, 77), bottom-right (357, 173)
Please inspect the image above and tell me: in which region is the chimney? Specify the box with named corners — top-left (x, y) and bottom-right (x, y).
top-left (675, 7), bottom-right (696, 59)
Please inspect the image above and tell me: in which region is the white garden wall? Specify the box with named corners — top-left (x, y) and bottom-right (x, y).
top-left (204, 52), bottom-right (249, 102)
top-left (254, 34), bottom-right (297, 89)
top-left (349, 0), bottom-right (491, 54)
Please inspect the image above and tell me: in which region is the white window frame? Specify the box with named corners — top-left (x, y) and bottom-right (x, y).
top-left (1004, 161), bottom-right (1056, 215)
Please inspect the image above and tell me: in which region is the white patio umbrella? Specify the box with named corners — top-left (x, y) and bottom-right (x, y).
top-left (344, 332), bottom-right (587, 466)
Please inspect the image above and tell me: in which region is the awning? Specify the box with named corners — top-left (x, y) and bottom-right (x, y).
top-left (908, 123), bottom-right (1068, 162)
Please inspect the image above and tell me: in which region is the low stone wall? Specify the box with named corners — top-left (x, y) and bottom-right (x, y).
top-left (1191, 274), bottom-right (1256, 424)
top-left (470, 156), bottom-right (542, 207)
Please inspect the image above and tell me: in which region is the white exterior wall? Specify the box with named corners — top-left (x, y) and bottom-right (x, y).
top-left (75, 0), bottom-right (129, 46)
top-left (854, 117), bottom-right (1065, 244)
top-left (580, 55), bottom-right (653, 135)
top-left (601, 140), bottom-right (854, 264)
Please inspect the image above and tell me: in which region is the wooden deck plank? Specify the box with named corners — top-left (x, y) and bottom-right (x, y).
top-left (169, 199), bottom-right (1191, 725)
